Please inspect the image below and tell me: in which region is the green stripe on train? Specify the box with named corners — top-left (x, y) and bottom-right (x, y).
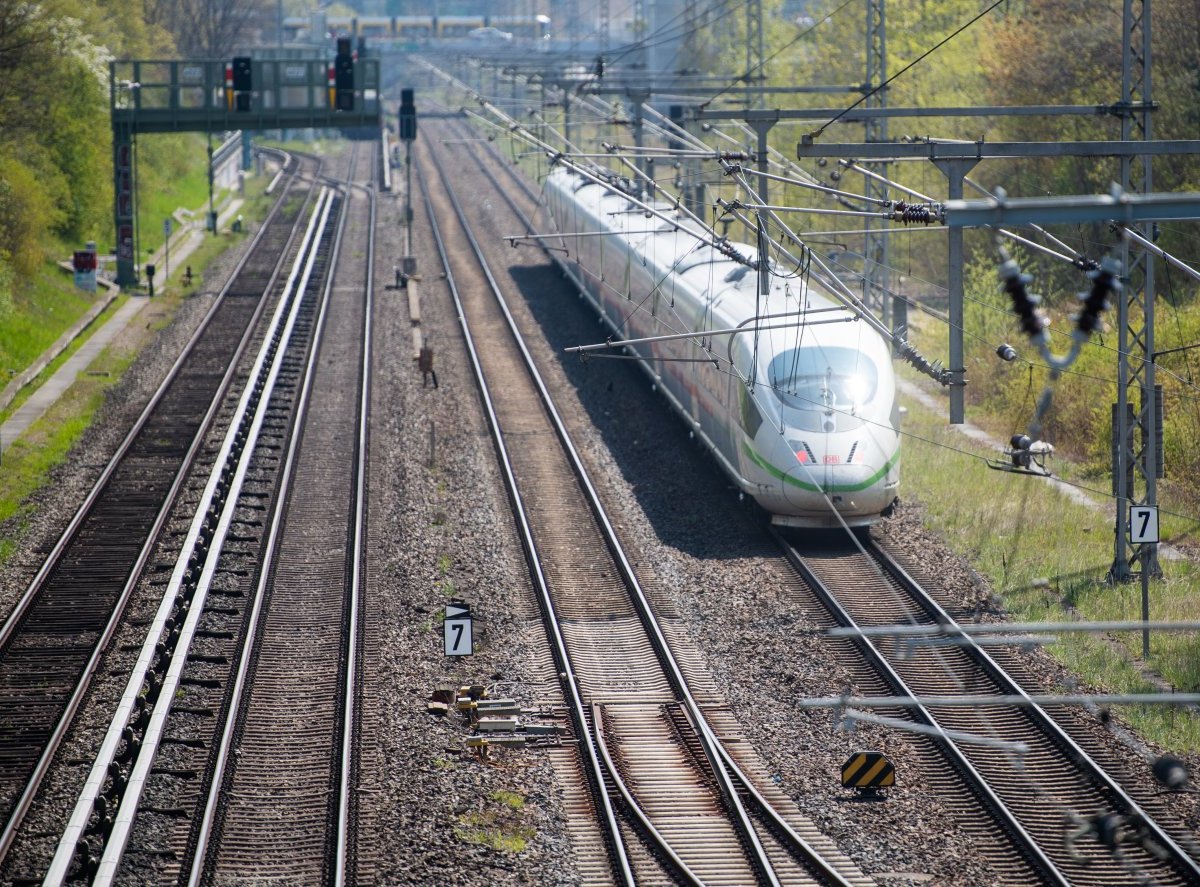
top-left (742, 442), bottom-right (899, 493)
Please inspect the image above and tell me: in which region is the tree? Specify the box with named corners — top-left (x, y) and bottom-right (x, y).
top-left (162, 0), bottom-right (272, 58)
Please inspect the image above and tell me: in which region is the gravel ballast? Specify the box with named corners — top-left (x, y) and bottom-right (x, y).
top-left (0, 143), bottom-right (1196, 885)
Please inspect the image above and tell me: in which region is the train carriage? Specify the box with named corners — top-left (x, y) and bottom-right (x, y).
top-left (544, 167), bottom-right (900, 528)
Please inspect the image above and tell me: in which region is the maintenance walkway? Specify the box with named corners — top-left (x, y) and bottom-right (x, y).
top-left (0, 198), bottom-right (243, 451)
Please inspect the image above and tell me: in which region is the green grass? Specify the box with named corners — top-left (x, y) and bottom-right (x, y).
top-left (490, 789), bottom-right (526, 810)
top-left (0, 293), bottom-right (130, 425)
top-left (455, 802), bottom-right (535, 853)
top-left (0, 343), bottom-right (133, 539)
top-left (0, 266), bottom-right (97, 387)
top-left (0, 164), bottom-right (268, 572)
top-left (133, 133), bottom-right (226, 261)
top-left (897, 368), bottom-right (1200, 752)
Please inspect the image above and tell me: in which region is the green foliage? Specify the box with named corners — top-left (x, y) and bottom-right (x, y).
top-left (897, 379), bottom-right (1200, 752)
top-left (944, 246), bottom-right (1200, 512)
top-left (0, 0), bottom-right (180, 288)
top-left (0, 258), bottom-right (13, 324)
top-left (0, 154), bottom-right (61, 279)
top-left (455, 805), bottom-right (535, 854)
top-left (40, 56), bottom-right (111, 240)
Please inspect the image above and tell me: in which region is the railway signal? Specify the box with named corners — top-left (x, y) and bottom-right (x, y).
top-left (399, 89), bottom-right (417, 141)
top-left (231, 56), bottom-right (252, 112)
top-left (334, 37), bottom-right (355, 111)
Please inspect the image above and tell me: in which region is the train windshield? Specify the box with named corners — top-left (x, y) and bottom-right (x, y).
top-left (767, 347), bottom-right (878, 414)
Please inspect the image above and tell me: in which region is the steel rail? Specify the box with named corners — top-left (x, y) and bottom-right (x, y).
top-left (774, 528), bottom-right (1074, 887)
top-left (335, 169), bottom-right (379, 886)
top-left (590, 704), bottom-right (706, 885)
top-left (426, 117), bottom-right (793, 887)
top-left (185, 184), bottom-right (345, 886)
top-left (468, 107), bottom-right (864, 881)
top-left (444, 105), bottom-right (864, 887)
top-left (42, 185), bottom-right (336, 886)
top-left (868, 541), bottom-right (1200, 882)
top-left (0, 153), bottom-right (310, 868)
top-left (418, 139), bottom-right (637, 887)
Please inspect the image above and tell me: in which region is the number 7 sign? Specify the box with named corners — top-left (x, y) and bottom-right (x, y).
top-left (444, 601), bottom-right (474, 656)
top-left (1129, 506), bottom-right (1159, 544)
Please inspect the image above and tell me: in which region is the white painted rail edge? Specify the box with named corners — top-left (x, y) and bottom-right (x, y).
top-left (43, 187), bottom-right (333, 886)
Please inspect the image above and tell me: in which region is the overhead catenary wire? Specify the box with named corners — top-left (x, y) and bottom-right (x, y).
top-left (434, 56), bottom-right (1200, 533)
top-left (439, 62), bottom-right (1200, 799)
top-left (806, 0), bottom-right (1009, 142)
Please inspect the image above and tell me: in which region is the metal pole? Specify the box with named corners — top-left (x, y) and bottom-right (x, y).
top-left (563, 84), bottom-right (572, 150)
top-left (864, 0), bottom-right (891, 329)
top-left (629, 89), bottom-right (650, 196)
top-left (1112, 0), bottom-right (1157, 591)
top-left (1143, 562), bottom-right (1151, 659)
top-left (934, 158), bottom-right (977, 424)
top-left (132, 132), bottom-right (140, 284)
top-left (405, 139), bottom-right (413, 256)
top-left (746, 0), bottom-right (763, 111)
top-left (208, 131), bottom-right (216, 236)
top-left (749, 113), bottom-right (778, 208)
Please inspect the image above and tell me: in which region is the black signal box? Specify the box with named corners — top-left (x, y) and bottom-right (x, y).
top-left (399, 88), bottom-right (417, 141)
top-left (232, 56), bottom-right (252, 91)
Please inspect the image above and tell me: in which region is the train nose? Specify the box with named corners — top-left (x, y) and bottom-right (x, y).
top-left (781, 437), bottom-right (881, 518)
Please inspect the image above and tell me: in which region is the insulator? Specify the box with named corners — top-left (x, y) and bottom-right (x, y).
top-left (1152, 755), bottom-right (1189, 790)
top-left (1075, 254), bottom-right (1121, 335)
top-left (998, 257), bottom-right (1045, 338)
top-left (895, 338), bottom-right (954, 386)
top-left (892, 202), bottom-right (935, 225)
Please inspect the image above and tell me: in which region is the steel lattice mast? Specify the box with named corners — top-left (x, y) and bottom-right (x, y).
top-left (863, 0), bottom-right (892, 330)
top-left (1111, 0), bottom-right (1159, 586)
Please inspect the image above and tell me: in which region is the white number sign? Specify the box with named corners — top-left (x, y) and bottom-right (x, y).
top-left (444, 602), bottom-right (473, 656)
top-left (1129, 506), bottom-right (1159, 544)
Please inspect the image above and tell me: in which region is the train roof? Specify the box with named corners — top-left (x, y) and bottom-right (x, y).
top-left (547, 167), bottom-right (855, 327)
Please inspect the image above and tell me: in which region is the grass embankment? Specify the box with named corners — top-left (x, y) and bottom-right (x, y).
top-left (898, 364), bottom-right (1200, 754)
top-left (0, 271), bottom-right (100, 403)
top-left (0, 134), bottom-right (270, 564)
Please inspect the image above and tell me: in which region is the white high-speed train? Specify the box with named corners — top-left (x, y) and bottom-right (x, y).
top-left (543, 167), bottom-right (901, 528)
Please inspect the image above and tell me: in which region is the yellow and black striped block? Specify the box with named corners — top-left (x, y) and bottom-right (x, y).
top-left (841, 751), bottom-right (895, 789)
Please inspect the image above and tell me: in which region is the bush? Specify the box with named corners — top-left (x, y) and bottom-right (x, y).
top-left (0, 153), bottom-right (61, 280)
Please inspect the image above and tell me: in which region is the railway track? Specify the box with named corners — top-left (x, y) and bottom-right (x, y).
top-left (424, 81), bottom-right (1200, 884)
top-left (0, 142), bottom-right (380, 884)
top-left (179, 145), bottom-right (376, 885)
top-left (780, 532), bottom-right (1200, 886)
top-left (417, 112), bottom-right (871, 886)
top-left (0, 151), bottom-right (316, 876)
top-left (32, 169), bottom-right (346, 884)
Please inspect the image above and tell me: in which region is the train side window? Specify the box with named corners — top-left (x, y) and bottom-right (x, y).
top-left (739, 384), bottom-right (763, 437)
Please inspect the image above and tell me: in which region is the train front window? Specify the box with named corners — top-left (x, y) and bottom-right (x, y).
top-left (767, 347), bottom-right (877, 414)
